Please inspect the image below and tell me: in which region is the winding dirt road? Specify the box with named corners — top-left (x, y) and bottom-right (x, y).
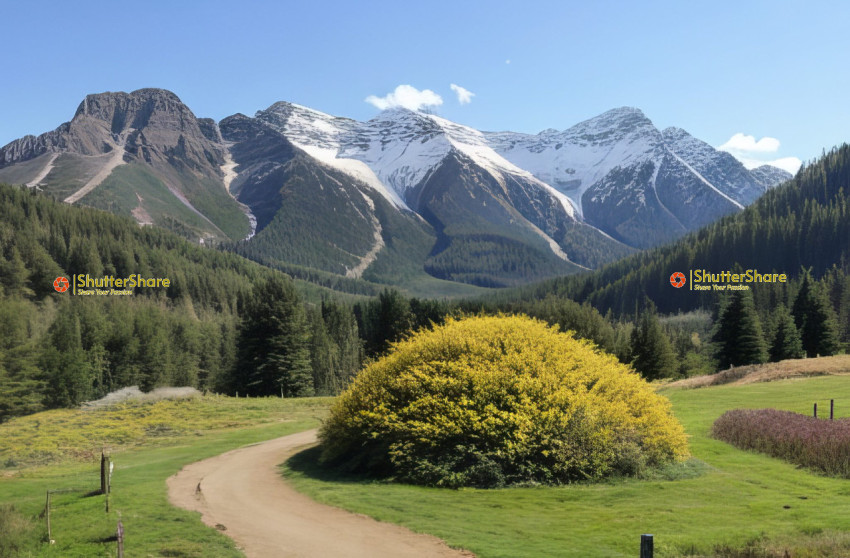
top-left (167, 429), bottom-right (472, 558)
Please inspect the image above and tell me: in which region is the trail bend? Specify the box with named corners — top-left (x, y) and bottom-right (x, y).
top-left (167, 428), bottom-right (471, 558)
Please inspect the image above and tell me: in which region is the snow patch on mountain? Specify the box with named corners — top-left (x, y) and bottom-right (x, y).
top-left (486, 108), bottom-right (662, 216)
top-left (342, 110), bottom-right (452, 200)
top-left (256, 102), bottom-right (407, 209)
top-left (256, 103), bottom-right (578, 219)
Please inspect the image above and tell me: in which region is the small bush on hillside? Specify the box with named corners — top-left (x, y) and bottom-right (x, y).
top-left (319, 315), bottom-right (689, 487)
top-left (712, 408), bottom-right (850, 477)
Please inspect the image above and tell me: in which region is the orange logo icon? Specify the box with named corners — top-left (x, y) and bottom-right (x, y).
top-left (53, 276), bottom-right (70, 293)
top-left (670, 272), bottom-right (686, 288)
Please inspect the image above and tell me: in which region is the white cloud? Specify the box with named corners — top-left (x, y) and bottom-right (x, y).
top-left (719, 133), bottom-right (780, 153)
top-left (450, 83), bottom-right (475, 105)
top-left (365, 85), bottom-right (443, 111)
top-left (505, 59), bottom-right (511, 65)
top-left (718, 132), bottom-right (801, 174)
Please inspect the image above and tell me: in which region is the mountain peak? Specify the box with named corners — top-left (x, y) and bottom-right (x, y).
top-left (73, 88), bottom-right (187, 120)
top-left (600, 106), bottom-right (646, 118)
top-left (578, 106), bottom-right (651, 128)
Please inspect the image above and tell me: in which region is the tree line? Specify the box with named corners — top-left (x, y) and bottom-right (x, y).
top-left (2, 142), bottom-right (849, 421)
top-left (0, 185), bottom-right (369, 421)
top-left (514, 144), bottom-right (850, 317)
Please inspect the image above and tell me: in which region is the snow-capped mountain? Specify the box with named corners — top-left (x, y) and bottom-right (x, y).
top-left (256, 102), bottom-right (580, 218)
top-left (484, 108), bottom-right (790, 247)
top-left (0, 89), bottom-right (792, 291)
top-left (248, 102), bottom-right (627, 285)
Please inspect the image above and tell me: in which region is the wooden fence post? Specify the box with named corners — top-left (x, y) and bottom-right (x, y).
top-left (814, 403), bottom-right (818, 418)
top-left (105, 456), bottom-right (112, 512)
top-left (831, 399), bottom-right (835, 420)
top-left (640, 534), bottom-right (653, 558)
top-left (45, 491), bottom-right (52, 543)
top-left (117, 520), bottom-right (124, 558)
top-left (101, 452), bottom-right (107, 494)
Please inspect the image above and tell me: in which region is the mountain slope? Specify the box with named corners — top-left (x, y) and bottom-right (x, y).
top-left (249, 103), bottom-right (632, 286)
top-left (0, 90), bottom-right (793, 294)
top-left (0, 89), bottom-right (250, 242)
top-left (218, 112), bottom-right (439, 285)
top-left (485, 108), bottom-right (791, 248)
top-left (518, 144), bottom-right (850, 316)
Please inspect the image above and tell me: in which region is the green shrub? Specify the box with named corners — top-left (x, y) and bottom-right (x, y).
top-left (319, 315), bottom-right (689, 487)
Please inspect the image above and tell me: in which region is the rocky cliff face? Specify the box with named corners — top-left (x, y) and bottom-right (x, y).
top-left (750, 164), bottom-right (793, 190)
top-left (1, 89), bottom-right (226, 167)
top-left (0, 89), bottom-right (249, 242)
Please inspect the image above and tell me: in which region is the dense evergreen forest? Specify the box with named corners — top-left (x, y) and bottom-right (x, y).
top-left (1, 144), bottom-right (848, 422)
top-left (0, 185), bottom-right (370, 421)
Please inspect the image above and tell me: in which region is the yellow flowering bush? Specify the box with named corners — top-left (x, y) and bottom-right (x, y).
top-left (320, 315), bottom-right (688, 487)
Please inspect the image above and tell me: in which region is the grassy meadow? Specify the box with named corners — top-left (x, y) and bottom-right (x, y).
top-left (4, 368), bottom-right (850, 557)
top-left (283, 374), bottom-right (850, 558)
top-left (0, 395), bottom-right (331, 557)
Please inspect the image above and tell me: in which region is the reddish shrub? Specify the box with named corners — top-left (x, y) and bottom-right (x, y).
top-left (711, 408), bottom-right (850, 477)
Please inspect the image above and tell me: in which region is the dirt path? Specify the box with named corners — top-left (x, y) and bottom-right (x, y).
top-left (167, 429), bottom-right (472, 558)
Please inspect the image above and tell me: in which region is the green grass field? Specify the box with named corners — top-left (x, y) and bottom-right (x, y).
top-left (283, 376), bottom-right (850, 558)
top-left (0, 396), bottom-right (331, 557)
top-left (4, 376), bottom-right (850, 557)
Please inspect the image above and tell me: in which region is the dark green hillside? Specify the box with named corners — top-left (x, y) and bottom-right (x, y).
top-left (0, 184), bottom-right (365, 422)
top-left (236, 157), bottom-right (377, 274)
top-left (413, 152), bottom-right (582, 287)
top-left (517, 145), bottom-right (850, 317)
top-left (219, 114), bottom-right (487, 298)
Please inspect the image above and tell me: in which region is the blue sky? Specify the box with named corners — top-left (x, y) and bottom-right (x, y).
top-left (3, 0), bottom-right (849, 172)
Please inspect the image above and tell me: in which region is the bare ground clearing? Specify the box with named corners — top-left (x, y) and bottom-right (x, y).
top-left (665, 355), bottom-right (850, 389)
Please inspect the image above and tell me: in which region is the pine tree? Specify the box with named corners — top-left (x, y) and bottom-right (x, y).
top-left (359, 289), bottom-right (413, 357)
top-left (42, 310), bottom-right (92, 407)
top-left (0, 247), bottom-right (34, 298)
top-left (235, 276), bottom-right (313, 397)
top-left (792, 270), bottom-right (841, 357)
top-left (712, 290), bottom-right (768, 369)
top-left (629, 302), bottom-right (676, 380)
top-left (769, 304), bottom-right (804, 362)
top-left (321, 300), bottom-right (362, 391)
top-left (308, 305), bottom-right (339, 395)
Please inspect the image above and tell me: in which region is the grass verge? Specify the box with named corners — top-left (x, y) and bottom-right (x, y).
top-left (0, 396), bottom-right (331, 557)
top-left (282, 375), bottom-right (850, 557)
